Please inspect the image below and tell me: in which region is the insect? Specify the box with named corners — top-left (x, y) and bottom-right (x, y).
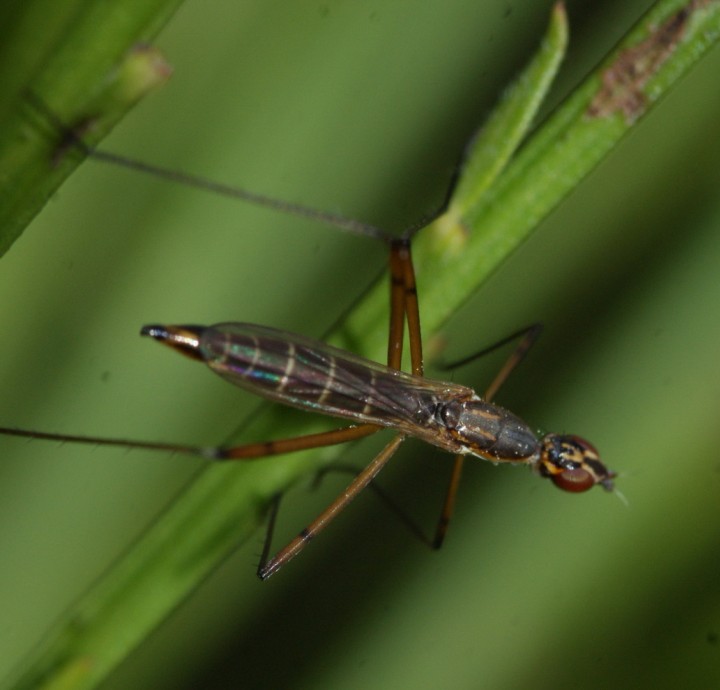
top-left (138, 246), bottom-right (616, 580)
top-left (5, 16), bottom-right (618, 578)
top-left (1, 180), bottom-right (616, 578)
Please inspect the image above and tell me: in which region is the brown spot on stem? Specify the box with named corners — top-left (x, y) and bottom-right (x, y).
top-left (587, 2), bottom-right (703, 124)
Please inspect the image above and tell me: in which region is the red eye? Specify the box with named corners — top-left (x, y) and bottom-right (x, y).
top-left (567, 435), bottom-right (599, 458)
top-left (551, 468), bottom-right (596, 493)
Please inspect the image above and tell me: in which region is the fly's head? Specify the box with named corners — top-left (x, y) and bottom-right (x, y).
top-left (537, 433), bottom-right (615, 493)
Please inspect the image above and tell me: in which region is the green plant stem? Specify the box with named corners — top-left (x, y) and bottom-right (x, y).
top-left (0, 0), bottom-right (186, 257)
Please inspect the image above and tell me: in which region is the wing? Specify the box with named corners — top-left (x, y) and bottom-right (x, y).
top-left (198, 322), bottom-right (474, 430)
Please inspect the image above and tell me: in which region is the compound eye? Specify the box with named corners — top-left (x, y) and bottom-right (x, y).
top-left (567, 435), bottom-right (599, 458)
top-left (551, 468), bottom-right (596, 493)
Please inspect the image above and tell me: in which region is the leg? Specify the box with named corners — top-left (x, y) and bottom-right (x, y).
top-left (25, 89), bottom-right (390, 243)
top-left (390, 240), bottom-right (464, 551)
top-left (216, 424), bottom-right (379, 460)
top-left (428, 326), bottom-right (545, 547)
top-left (257, 434), bottom-right (405, 579)
top-left (390, 239), bottom-right (469, 550)
top-left (387, 239), bottom-right (409, 370)
top-left (389, 240), bottom-right (471, 550)
top-left (432, 455), bottom-right (465, 549)
top-left (481, 323), bottom-right (543, 403)
top-left (256, 242), bottom-right (420, 577)
top-left (389, 239), bottom-right (423, 375)
top-left (439, 323), bottom-right (544, 402)
top-left (0, 422), bottom-right (380, 461)
top-left (312, 463), bottom-right (434, 548)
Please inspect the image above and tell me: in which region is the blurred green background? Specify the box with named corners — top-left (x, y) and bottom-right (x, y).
top-left (0, 1), bottom-right (719, 688)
